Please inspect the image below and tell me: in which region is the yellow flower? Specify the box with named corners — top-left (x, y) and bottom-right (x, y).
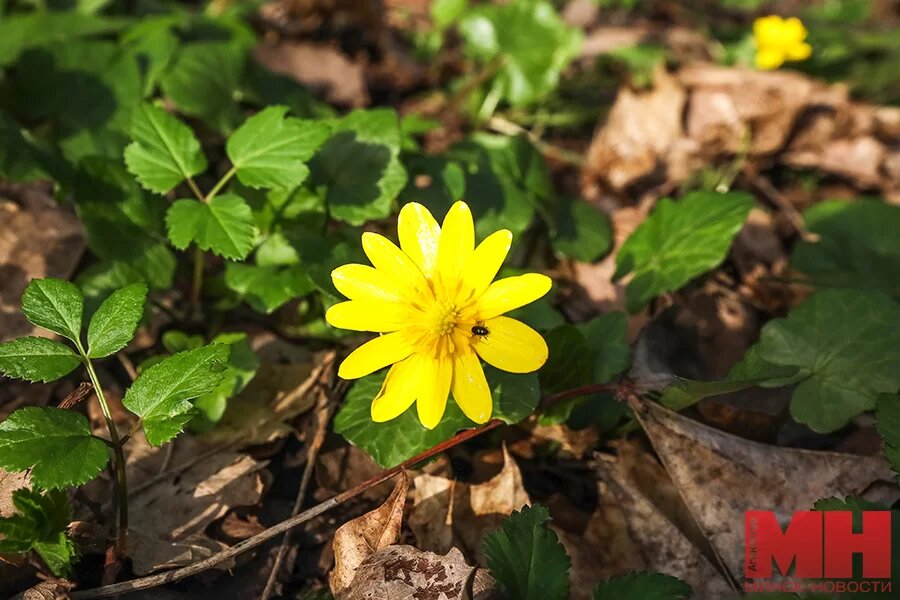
top-left (753, 15), bottom-right (812, 70)
top-left (326, 201), bottom-right (550, 429)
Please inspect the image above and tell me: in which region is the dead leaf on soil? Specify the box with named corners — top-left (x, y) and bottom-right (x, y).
top-left (253, 42), bottom-right (369, 108)
top-left (9, 581), bottom-right (71, 600)
top-left (631, 396), bottom-right (898, 582)
top-left (330, 472), bottom-right (408, 597)
top-left (201, 335), bottom-right (328, 447)
top-left (111, 435), bottom-right (267, 575)
top-left (340, 545), bottom-right (498, 600)
top-left (409, 445), bottom-right (530, 562)
top-left (0, 469), bottom-right (31, 518)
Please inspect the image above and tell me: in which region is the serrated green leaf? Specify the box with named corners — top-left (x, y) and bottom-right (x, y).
top-left (483, 504), bottom-right (570, 600)
top-left (743, 289), bottom-right (900, 433)
top-left (224, 262), bottom-right (315, 314)
top-left (592, 572), bottom-right (692, 599)
top-left (577, 312), bottom-right (631, 384)
top-left (615, 191), bottom-right (754, 313)
top-left (21, 278), bottom-right (84, 344)
top-left (0, 488), bottom-right (76, 577)
top-left (551, 197), bottom-right (613, 262)
top-left (310, 109), bottom-right (407, 225)
top-left (792, 199), bottom-right (900, 299)
top-left (0, 408), bottom-right (109, 489)
top-left (334, 370), bottom-right (474, 468)
top-left (124, 103), bottom-right (207, 194)
top-left (122, 344), bottom-right (230, 446)
top-left (459, 0), bottom-right (582, 106)
top-left (166, 194), bottom-right (256, 260)
top-left (227, 106), bottom-right (330, 189)
top-left (87, 283), bottom-right (148, 359)
top-left (876, 394), bottom-right (900, 481)
top-left (160, 42), bottom-right (244, 132)
top-left (191, 333), bottom-right (259, 431)
top-left (0, 337), bottom-right (82, 383)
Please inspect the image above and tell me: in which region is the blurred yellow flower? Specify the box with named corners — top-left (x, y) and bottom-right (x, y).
top-left (753, 15), bottom-right (812, 70)
top-left (326, 201), bottom-right (550, 429)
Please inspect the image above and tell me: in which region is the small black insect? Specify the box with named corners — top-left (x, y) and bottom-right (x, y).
top-left (471, 325), bottom-right (490, 337)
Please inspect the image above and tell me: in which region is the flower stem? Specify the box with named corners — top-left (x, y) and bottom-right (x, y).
top-left (82, 356), bottom-right (129, 564)
top-left (190, 246), bottom-right (204, 308)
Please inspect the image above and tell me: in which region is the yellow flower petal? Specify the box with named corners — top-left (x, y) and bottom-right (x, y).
top-left (473, 316), bottom-right (548, 374)
top-left (331, 264), bottom-right (403, 303)
top-left (361, 232), bottom-right (430, 297)
top-left (398, 202), bottom-right (441, 277)
top-left (753, 15), bottom-right (785, 47)
top-left (786, 41), bottom-right (812, 61)
top-left (325, 300), bottom-right (411, 332)
top-left (755, 47), bottom-right (785, 70)
top-left (338, 332), bottom-right (413, 379)
top-left (782, 17), bottom-right (808, 44)
top-left (451, 349), bottom-right (492, 424)
top-left (460, 229), bottom-right (512, 299)
top-left (436, 201), bottom-right (474, 285)
top-left (416, 355), bottom-right (452, 429)
top-left (477, 273), bottom-right (552, 320)
top-left (371, 357), bottom-right (418, 422)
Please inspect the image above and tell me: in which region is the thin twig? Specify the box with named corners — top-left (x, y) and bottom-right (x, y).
top-left (71, 382), bottom-right (617, 599)
top-left (258, 379), bottom-right (346, 600)
top-left (487, 116), bottom-right (586, 166)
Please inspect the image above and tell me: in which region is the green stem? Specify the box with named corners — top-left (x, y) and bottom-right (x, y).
top-left (204, 167), bottom-right (236, 203)
top-left (188, 167), bottom-right (236, 309)
top-left (83, 356), bottom-right (129, 561)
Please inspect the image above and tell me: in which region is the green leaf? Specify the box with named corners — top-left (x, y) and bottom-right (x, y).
top-left (227, 106), bottom-right (330, 190)
top-left (592, 572), bottom-right (692, 599)
top-left (0, 488), bottom-right (76, 577)
top-left (538, 325), bottom-right (593, 425)
top-left (792, 199), bottom-right (900, 300)
top-left (21, 278), bottom-right (84, 344)
top-left (160, 42), bottom-right (244, 132)
top-left (124, 103), bottom-right (207, 194)
top-left (0, 337), bottom-right (82, 383)
top-left (488, 366), bottom-right (540, 424)
top-left (122, 344), bottom-right (230, 446)
top-left (876, 394), bottom-right (900, 481)
top-left (743, 289), bottom-right (900, 432)
top-left (577, 312), bottom-right (631, 384)
top-left (483, 504), bottom-right (570, 600)
top-left (224, 263), bottom-right (315, 314)
top-left (446, 134), bottom-right (551, 240)
top-left (166, 194), bottom-right (256, 260)
top-left (551, 197), bottom-right (613, 262)
top-left (310, 109), bottom-right (407, 225)
top-left (191, 333), bottom-right (259, 431)
top-left (87, 283), bottom-right (148, 359)
top-left (334, 370), bottom-right (474, 468)
top-left (0, 407), bottom-right (109, 489)
top-left (0, 12), bottom-right (126, 67)
top-left (459, 0), bottom-right (582, 106)
top-left (614, 191), bottom-right (754, 313)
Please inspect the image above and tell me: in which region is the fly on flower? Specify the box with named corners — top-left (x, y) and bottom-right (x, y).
top-left (753, 15), bottom-right (812, 70)
top-left (326, 201), bottom-right (551, 429)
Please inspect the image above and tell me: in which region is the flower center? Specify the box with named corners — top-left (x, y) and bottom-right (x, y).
top-left (407, 293), bottom-right (478, 359)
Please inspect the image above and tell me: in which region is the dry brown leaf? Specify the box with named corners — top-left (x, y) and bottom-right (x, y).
top-left (0, 183), bottom-right (84, 343)
top-left (0, 469), bottom-right (30, 518)
top-left (113, 435), bottom-right (267, 575)
top-left (201, 336), bottom-right (326, 447)
top-left (409, 445), bottom-right (529, 562)
top-left (340, 545), bottom-right (498, 600)
top-left (330, 472), bottom-right (408, 597)
top-left (631, 396), bottom-right (898, 581)
top-left (10, 581), bottom-right (70, 600)
top-left (529, 423), bottom-right (599, 458)
top-left (253, 42), bottom-right (369, 108)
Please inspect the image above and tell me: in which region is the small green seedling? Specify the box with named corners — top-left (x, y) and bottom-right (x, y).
top-left (0, 278), bottom-right (229, 575)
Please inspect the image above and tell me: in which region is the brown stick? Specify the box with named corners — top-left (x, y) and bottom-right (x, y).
top-left (71, 382), bottom-right (618, 599)
top-left (258, 379), bottom-right (344, 600)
